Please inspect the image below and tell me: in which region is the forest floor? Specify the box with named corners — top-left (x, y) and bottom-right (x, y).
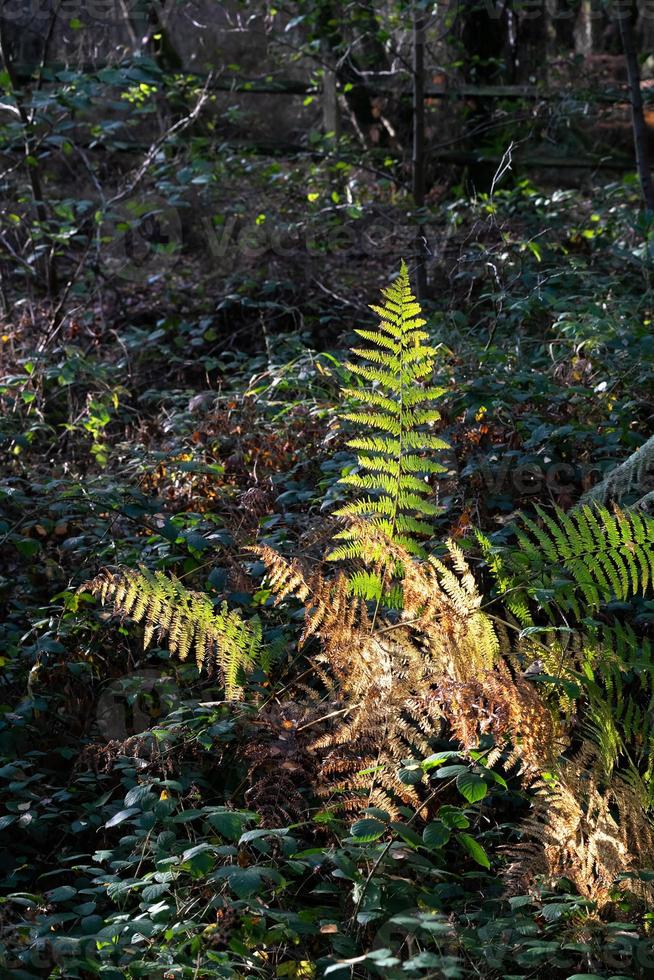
top-left (2, 169), bottom-right (654, 978)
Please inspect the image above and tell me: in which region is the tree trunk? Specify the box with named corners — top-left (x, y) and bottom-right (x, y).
top-left (618, 2), bottom-right (654, 211)
top-left (456, 0), bottom-right (512, 192)
top-left (313, 0), bottom-right (393, 147)
top-left (321, 39), bottom-right (341, 141)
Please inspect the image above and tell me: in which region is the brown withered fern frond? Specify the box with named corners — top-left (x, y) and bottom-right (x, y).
top-left (432, 663), bottom-right (564, 781)
top-left (504, 745), bottom-right (654, 906)
top-left (241, 701), bottom-right (317, 828)
top-left (400, 538), bottom-right (499, 682)
top-left (252, 534), bottom-right (501, 815)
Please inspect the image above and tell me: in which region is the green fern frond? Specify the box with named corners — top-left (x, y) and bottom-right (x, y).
top-left (572, 624), bottom-right (654, 784)
top-left (497, 504), bottom-right (654, 618)
top-left (579, 685), bottom-right (654, 807)
top-left (348, 570), bottom-right (384, 602)
top-left (82, 567), bottom-right (262, 700)
top-left (328, 261), bottom-right (448, 564)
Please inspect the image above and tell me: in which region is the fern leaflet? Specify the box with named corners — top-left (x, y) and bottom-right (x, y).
top-left (82, 566), bottom-right (262, 700)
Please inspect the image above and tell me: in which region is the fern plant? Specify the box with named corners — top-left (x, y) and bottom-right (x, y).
top-left (82, 566), bottom-right (262, 700)
top-left (253, 529), bottom-right (500, 814)
top-left (475, 501), bottom-right (654, 903)
top-left (579, 432), bottom-right (654, 508)
top-left (329, 260), bottom-right (448, 571)
top-left (483, 503), bottom-right (654, 622)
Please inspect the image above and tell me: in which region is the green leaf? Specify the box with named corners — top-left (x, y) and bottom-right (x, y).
top-left (213, 866), bottom-right (268, 898)
top-left (350, 817), bottom-right (387, 841)
top-left (456, 770), bottom-right (488, 803)
top-left (390, 822), bottom-right (423, 847)
top-left (206, 809), bottom-right (252, 841)
top-left (457, 833), bottom-right (490, 869)
top-left (432, 765), bottom-right (467, 780)
top-left (15, 538), bottom-right (40, 558)
top-left (421, 752), bottom-right (460, 771)
top-left (105, 807), bottom-right (140, 828)
top-left (124, 783), bottom-right (155, 807)
top-left (44, 885), bottom-right (77, 902)
top-left (239, 828), bottom-right (289, 844)
top-left (398, 766), bottom-right (423, 785)
top-left (422, 820), bottom-right (450, 849)
top-left (436, 806), bottom-right (470, 830)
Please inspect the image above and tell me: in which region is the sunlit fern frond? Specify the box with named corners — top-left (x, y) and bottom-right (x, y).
top-left (256, 524), bottom-right (506, 813)
top-left (573, 630), bottom-right (654, 788)
top-left (332, 522), bottom-right (500, 681)
top-left (82, 566), bottom-right (261, 700)
top-left (432, 662), bottom-right (563, 780)
top-left (399, 537), bottom-right (500, 681)
top-left (328, 261), bottom-right (449, 565)
top-left (475, 527), bottom-right (533, 627)
top-left (494, 504), bottom-right (654, 621)
top-left (503, 746), bottom-right (654, 906)
top-left (254, 546), bottom-right (312, 606)
top-left (252, 544), bottom-right (373, 677)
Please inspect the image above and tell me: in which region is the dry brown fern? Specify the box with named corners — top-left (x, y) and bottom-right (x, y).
top-left (400, 538), bottom-right (499, 682)
top-left (504, 744), bottom-right (654, 906)
top-left (251, 534), bottom-right (501, 814)
top-left (241, 701), bottom-right (315, 827)
top-left (432, 663), bottom-right (563, 781)
top-left (256, 527), bottom-right (654, 913)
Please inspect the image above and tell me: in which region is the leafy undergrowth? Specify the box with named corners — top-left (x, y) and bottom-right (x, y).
top-left (3, 179), bottom-right (654, 978)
